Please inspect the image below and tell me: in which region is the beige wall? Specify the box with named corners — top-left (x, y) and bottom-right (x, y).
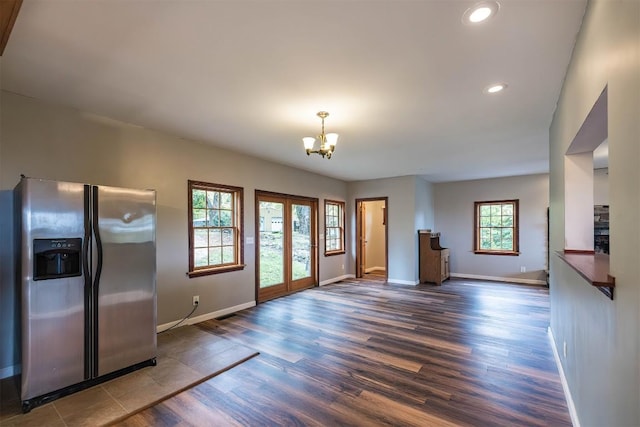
top-left (434, 174), bottom-right (549, 283)
top-left (0, 91), bottom-right (348, 376)
top-left (414, 177), bottom-right (435, 279)
top-left (549, 0), bottom-right (640, 425)
top-left (347, 175), bottom-right (435, 285)
top-left (593, 167), bottom-right (609, 205)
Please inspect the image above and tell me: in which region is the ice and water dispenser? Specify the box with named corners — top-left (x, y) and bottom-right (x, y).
top-left (33, 238), bottom-right (82, 280)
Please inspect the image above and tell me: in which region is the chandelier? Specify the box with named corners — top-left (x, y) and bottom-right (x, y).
top-left (302, 111), bottom-right (339, 159)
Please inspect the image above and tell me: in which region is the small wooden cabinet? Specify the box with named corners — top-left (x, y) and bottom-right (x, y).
top-left (419, 230), bottom-right (450, 285)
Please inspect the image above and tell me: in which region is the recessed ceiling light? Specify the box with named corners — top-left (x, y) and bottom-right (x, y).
top-left (484, 83), bottom-right (508, 94)
top-left (463, 1), bottom-right (500, 24)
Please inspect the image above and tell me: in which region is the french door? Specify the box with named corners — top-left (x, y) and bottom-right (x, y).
top-left (256, 191), bottom-right (317, 302)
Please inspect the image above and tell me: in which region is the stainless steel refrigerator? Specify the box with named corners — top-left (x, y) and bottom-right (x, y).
top-left (15, 177), bottom-right (157, 412)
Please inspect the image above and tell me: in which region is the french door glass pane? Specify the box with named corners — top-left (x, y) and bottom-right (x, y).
top-left (292, 204), bottom-right (312, 281)
top-left (259, 201), bottom-right (284, 288)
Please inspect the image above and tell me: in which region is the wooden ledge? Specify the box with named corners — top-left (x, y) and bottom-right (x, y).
top-left (556, 251), bottom-right (615, 300)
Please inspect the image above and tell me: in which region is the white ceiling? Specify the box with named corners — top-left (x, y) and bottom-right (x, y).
top-left (1, 0), bottom-right (586, 183)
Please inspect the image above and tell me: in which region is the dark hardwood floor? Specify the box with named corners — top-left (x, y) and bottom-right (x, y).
top-left (117, 278), bottom-right (571, 426)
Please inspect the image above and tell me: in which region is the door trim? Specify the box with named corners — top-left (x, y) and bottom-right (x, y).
top-left (355, 197), bottom-right (388, 280)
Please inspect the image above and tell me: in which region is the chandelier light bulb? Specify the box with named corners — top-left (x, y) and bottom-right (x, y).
top-left (325, 133), bottom-right (339, 147)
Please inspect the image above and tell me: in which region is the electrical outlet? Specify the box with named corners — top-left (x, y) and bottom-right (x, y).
top-left (563, 341), bottom-right (567, 358)
top-left (520, 266), bottom-right (526, 273)
top-left (192, 295), bottom-right (199, 306)
top-left (341, 264), bottom-right (344, 270)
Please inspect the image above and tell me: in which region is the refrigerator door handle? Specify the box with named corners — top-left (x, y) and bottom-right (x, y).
top-left (92, 186), bottom-right (104, 288)
top-left (91, 185), bottom-right (104, 377)
top-left (83, 185), bottom-right (92, 379)
top-left (83, 186), bottom-right (92, 280)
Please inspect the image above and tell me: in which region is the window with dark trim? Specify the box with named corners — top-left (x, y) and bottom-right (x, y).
top-left (325, 199), bottom-right (345, 256)
top-left (474, 199), bottom-right (520, 255)
top-left (188, 180), bottom-right (244, 277)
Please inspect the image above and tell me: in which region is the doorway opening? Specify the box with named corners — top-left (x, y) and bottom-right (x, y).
top-left (356, 198), bottom-right (388, 281)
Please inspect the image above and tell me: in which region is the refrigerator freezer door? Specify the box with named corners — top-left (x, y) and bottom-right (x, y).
top-left (19, 179), bottom-right (87, 400)
top-left (94, 185), bottom-right (156, 376)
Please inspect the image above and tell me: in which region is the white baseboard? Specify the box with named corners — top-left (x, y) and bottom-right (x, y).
top-left (387, 278), bottom-right (420, 286)
top-left (450, 273), bottom-right (546, 286)
top-left (323, 274), bottom-right (418, 286)
top-left (0, 364), bottom-right (18, 380)
top-left (548, 327), bottom-right (580, 427)
top-left (157, 301), bottom-right (256, 333)
top-left (320, 274), bottom-right (355, 286)
top-left (365, 266), bottom-right (386, 273)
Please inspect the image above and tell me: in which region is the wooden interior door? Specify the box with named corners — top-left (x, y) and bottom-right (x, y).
top-left (257, 192), bottom-right (317, 302)
top-left (356, 201), bottom-right (366, 278)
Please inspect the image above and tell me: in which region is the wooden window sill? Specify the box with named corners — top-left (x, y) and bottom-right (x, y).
top-left (187, 264), bottom-right (246, 278)
top-left (556, 250), bottom-right (615, 299)
top-left (473, 250), bottom-right (520, 256)
top-left (324, 250), bottom-right (346, 257)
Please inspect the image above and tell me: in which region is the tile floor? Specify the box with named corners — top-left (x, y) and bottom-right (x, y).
top-left (0, 325), bottom-right (258, 427)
